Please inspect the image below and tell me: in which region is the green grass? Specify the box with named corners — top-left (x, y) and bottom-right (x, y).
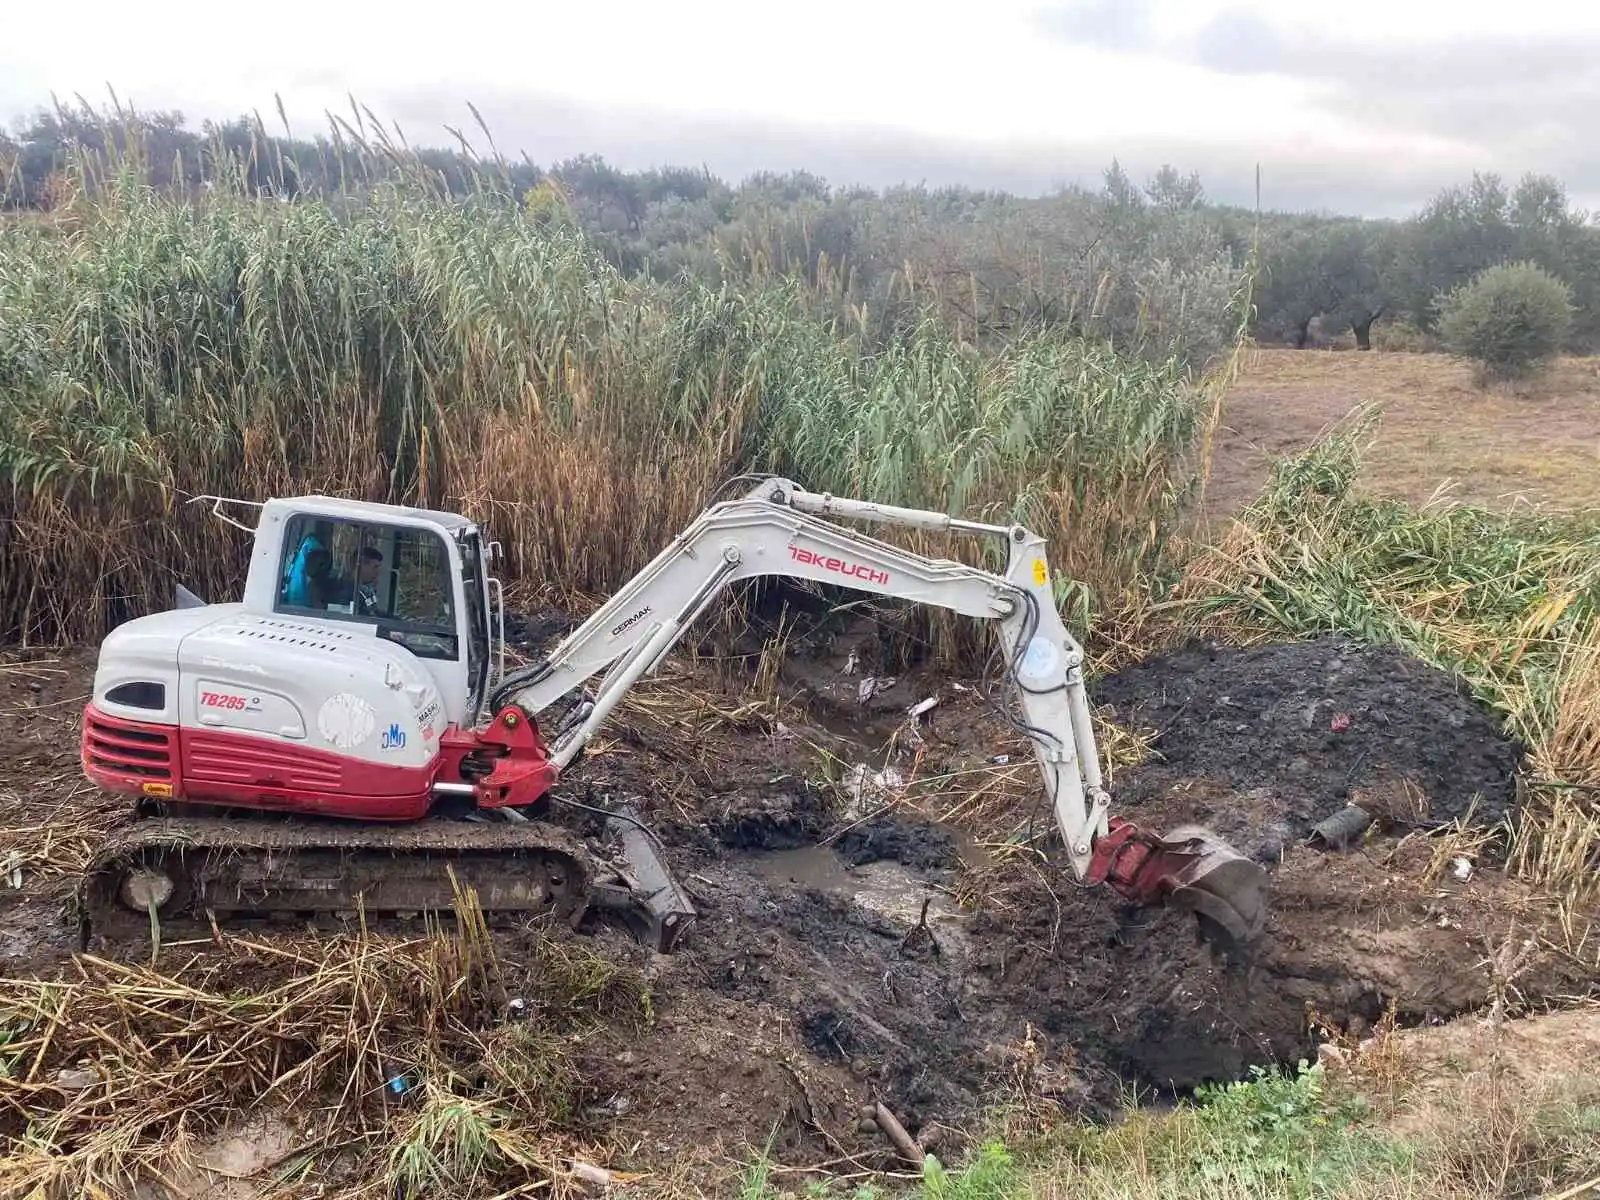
top-left (738, 1062), bottom-right (1397, 1199)
top-left (734, 1057), bottom-right (1600, 1200)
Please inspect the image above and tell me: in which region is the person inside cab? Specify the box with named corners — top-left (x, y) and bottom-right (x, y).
top-left (352, 546), bottom-right (383, 615)
top-left (317, 545), bottom-right (384, 615)
top-left (284, 535), bottom-right (337, 608)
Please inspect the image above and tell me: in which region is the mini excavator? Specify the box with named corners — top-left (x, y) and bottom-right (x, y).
top-left (78, 478), bottom-right (1268, 952)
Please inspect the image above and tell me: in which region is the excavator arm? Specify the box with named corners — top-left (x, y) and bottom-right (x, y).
top-left (495, 477), bottom-right (1268, 950)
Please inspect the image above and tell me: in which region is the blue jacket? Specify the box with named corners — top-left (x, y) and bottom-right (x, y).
top-left (284, 534), bottom-right (326, 607)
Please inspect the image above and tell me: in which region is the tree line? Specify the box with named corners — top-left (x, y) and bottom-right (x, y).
top-left (6, 99), bottom-right (1598, 365)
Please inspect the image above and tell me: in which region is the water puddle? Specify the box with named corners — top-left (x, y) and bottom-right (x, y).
top-left (750, 843), bottom-right (973, 959)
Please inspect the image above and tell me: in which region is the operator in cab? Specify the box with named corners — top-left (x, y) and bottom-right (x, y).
top-left (351, 547), bottom-right (383, 615)
top-left (284, 535), bottom-right (383, 616)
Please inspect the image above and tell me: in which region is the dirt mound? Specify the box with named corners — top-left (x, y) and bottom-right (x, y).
top-left (1093, 635), bottom-right (1522, 860)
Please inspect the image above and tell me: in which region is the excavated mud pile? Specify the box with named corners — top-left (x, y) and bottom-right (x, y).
top-left (1093, 634), bottom-right (1524, 860)
top-left (0, 629), bottom-right (1593, 1183)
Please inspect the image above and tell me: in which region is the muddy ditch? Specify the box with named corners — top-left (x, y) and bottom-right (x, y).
top-left (0, 628), bottom-right (1594, 1183)
top-left (510, 624), bottom-right (1593, 1171)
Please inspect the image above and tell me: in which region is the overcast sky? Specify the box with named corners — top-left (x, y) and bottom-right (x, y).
top-left (5, 0), bottom-right (1598, 217)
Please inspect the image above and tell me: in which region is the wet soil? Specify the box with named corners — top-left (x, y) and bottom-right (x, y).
top-left (0, 631), bottom-right (1594, 1187)
top-left (1094, 634), bottom-right (1524, 860)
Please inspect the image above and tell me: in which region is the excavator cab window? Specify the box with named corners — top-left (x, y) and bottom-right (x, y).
top-left (275, 513), bottom-right (460, 661)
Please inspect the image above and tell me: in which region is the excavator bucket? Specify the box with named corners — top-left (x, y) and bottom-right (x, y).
top-left (1152, 824), bottom-right (1269, 950)
top-left (1092, 818), bottom-right (1269, 953)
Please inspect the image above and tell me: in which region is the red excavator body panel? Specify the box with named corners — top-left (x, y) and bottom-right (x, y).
top-left (80, 704), bottom-right (558, 820)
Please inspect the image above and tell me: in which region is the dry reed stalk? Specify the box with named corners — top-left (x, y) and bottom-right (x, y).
top-left (1532, 617), bottom-right (1600, 788)
top-left (1509, 787), bottom-right (1600, 912)
top-left (0, 887), bottom-right (645, 1199)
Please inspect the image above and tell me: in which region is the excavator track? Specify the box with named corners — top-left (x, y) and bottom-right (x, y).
top-left (76, 813), bottom-right (596, 943)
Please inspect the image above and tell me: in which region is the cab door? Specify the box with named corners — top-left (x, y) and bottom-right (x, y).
top-left (267, 510), bottom-right (475, 727)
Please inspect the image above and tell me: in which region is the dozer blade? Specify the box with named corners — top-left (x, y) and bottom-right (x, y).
top-left (582, 801), bottom-right (697, 953)
top-left (1153, 824), bottom-right (1269, 949)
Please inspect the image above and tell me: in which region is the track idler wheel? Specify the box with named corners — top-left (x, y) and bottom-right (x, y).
top-left (118, 867), bottom-right (177, 913)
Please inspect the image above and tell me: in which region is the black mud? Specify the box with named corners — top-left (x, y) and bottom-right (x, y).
top-left (503, 609), bottom-right (581, 655)
top-left (583, 629), bottom-right (1565, 1157)
top-left (648, 788), bottom-right (1102, 1142)
top-left (1092, 634), bottom-right (1523, 860)
top-left (833, 816), bottom-right (960, 870)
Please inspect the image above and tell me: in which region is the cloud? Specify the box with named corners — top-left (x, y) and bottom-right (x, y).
top-left (7, 1), bottom-right (1598, 220)
top-left (375, 85), bottom-right (1485, 216)
top-left (1029, 5), bottom-right (1600, 209)
top-left (1032, 0), bottom-right (1155, 52)
top-left (1188, 12), bottom-right (1600, 169)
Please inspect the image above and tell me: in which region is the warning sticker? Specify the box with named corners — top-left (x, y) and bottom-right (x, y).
top-left (1032, 559), bottom-right (1049, 586)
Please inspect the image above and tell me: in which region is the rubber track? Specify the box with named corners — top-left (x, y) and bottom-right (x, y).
top-left (77, 813), bottom-right (598, 934)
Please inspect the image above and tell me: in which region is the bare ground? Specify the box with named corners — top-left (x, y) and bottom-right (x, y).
top-left (1205, 346), bottom-right (1600, 523)
top-left (3, 612), bottom-right (1597, 1195)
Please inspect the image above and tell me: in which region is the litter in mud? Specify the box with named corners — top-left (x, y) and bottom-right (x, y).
top-left (0, 626), bottom-right (1594, 1192)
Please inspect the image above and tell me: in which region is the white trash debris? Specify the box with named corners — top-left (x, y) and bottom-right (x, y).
top-left (844, 763), bottom-right (907, 812)
top-left (1451, 857), bottom-right (1474, 882)
top-left (55, 1066), bottom-right (98, 1091)
top-left (857, 675), bottom-right (897, 703)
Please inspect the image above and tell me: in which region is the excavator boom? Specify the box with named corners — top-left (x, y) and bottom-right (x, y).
top-left (504, 477), bottom-right (1268, 946)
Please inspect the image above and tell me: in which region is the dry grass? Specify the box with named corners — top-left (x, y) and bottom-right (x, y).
top-left (0, 884), bottom-right (652, 1199)
top-left (965, 1002), bottom-right (1600, 1200)
top-left (1206, 346), bottom-right (1600, 522)
top-left (0, 804), bottom-right (118, 882)
top-left (1164, 407), bottom-right (1600, 911)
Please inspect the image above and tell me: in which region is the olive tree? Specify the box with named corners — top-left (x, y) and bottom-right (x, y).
top-left (1435, 261), bottom-right (1573, 382)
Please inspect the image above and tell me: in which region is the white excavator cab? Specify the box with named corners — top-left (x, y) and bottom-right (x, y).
top-left (237, 496), bottom-right (505, 731)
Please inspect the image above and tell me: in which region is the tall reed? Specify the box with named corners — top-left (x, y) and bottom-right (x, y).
top-left (0, 114), bottom-right (1227, 663)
